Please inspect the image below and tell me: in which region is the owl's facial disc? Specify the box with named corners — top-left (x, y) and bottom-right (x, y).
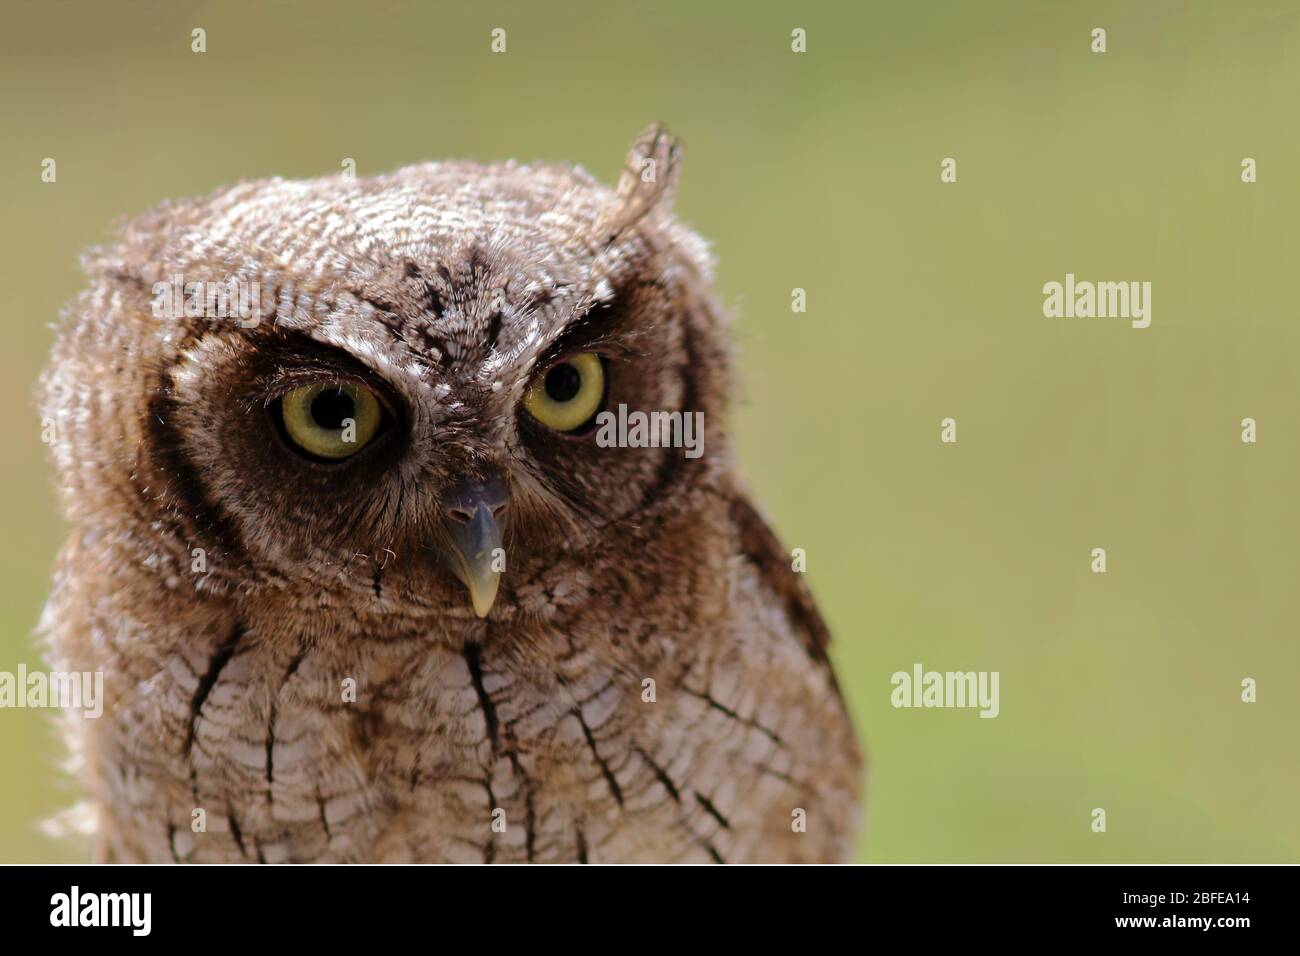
top-left (440, 473), bottom-right (508, 617)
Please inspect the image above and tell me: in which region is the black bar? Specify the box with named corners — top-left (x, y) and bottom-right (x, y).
top-left (0, 863), bottom-right (1281, 941)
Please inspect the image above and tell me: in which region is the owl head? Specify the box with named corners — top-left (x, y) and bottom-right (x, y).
top-left (41, 126), bottom-right (733, 624)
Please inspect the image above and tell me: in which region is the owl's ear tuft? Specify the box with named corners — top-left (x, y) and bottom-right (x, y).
top-left (601, 124), bottom-right (682, 242)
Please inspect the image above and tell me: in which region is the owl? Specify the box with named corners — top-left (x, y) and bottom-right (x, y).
top-left (38, 126), bottom-right (862, 863)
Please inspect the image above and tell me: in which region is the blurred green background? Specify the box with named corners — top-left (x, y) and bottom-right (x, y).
top-left (2, 0), bottom-right (1298, 862)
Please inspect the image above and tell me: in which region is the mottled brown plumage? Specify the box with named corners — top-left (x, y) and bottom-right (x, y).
top-left (39, 126), bottom-right (862, 862)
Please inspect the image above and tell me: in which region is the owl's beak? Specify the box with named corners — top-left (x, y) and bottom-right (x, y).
top-left (441, 476), bottom-right (508, 618)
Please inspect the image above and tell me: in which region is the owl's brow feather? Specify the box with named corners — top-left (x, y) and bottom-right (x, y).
top-left (525, 274), bottom-right (671, 375)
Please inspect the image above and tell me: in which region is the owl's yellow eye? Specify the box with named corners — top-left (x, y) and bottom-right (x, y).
top-left (279, 382), bottom-right (384, 460)
top-left (522, 353), bottom-right (606, 433)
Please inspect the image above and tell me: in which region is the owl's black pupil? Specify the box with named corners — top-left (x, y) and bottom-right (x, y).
top-left (544, 363), bottom-right (582, 403)
top-left (310, 388), bottom-right (355, 430)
